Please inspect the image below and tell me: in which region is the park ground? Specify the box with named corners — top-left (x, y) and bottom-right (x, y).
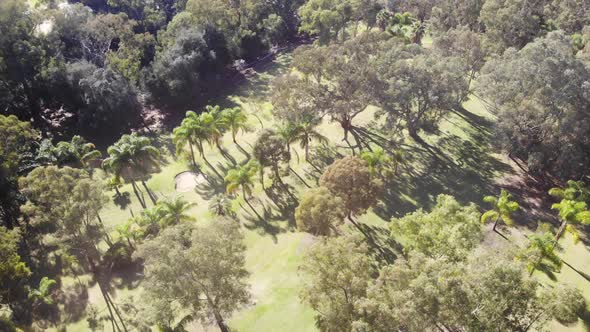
top-left (57, 46), bottom-right (590, 332)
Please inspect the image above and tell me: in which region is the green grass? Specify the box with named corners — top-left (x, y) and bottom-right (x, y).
top-left (56, 47), bottom-right (590, 332)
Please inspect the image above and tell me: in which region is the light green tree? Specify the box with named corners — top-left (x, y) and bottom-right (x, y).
top-left (360, 148), bottom-right (391, 177)
top-left (225, 161), bottom-right (261, 219)
top-left (222, 107), bottom-right (249, 144)
top-left (519, 232), bottom-right (562, 275)
top-left (481, 189), bottom-right (520, 234)
top-left (157, 196), bottom-right (196, 227)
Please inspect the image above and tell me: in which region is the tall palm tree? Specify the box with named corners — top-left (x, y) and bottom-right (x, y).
top-left (277, 122), bottom-right (302, 163)
top-left (225, 161), bottom-right (261, 220)
top-left (102, 133), bottom-right (161, 208)
top-left (360, 148), bottom-right (391, 177)
top-left (521, 232), bottom-right (562, 276)
top-left (222, 107), bottom-right (249, 144)
top-left (158, 196), bottom-right (196, 227)
top-left (481, 190), bottom-right (520, 235)
top-left (202, 105), bottom-right (229, 153)
top-left (550, 199), bottom-right (590, 243)
top-left (294, 117), bottom-right (327, 162)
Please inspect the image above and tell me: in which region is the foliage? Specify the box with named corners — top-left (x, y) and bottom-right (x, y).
top-left (299, 233), bottom-right (376, 331)
top-left (157, 196), bottom-right (196, 227)
top-left (295, 187), bottom-right (346, 236)
top-left (391, 195), bottom-right (482, 261)
top-left (36, 135), bottom-right (101, 168)
top-left (0, 226), bottom-right (31, 304)
top-left (518, 232), bottom-right (563, 274)
top-left (477, 31), bottom-right (590, 180)
top-left (374, 42), bottom-right (467, 139)
top-left (28, 277), bottom-right (57, 306)
top-left (479, 0), bottom-right (546, 53)
top-left (319, 156), bottom-right (383, 218)
top-left (102, 133), bottom-right (161, 181)
top-left (429, 0), bottom-right (485, 32)
top-left (0, 115), bottom-right (38, 174)
top-left (253, 129), bottom-right (291, 183)
top-left (135, 220), bottom-right (250, 332)
top-left (208, 194), bottom-right (234, 217)
top-left (481, 189), bottom-right (520, 232)
top-left (225, 161), bottom-right (259, 197)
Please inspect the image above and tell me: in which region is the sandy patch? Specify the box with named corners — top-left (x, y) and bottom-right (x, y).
top-left (174, 171), bottom-right (206, 193)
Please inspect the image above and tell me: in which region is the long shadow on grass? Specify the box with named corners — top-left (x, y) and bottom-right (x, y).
top-left (374, 110), bottom-right (513, 220)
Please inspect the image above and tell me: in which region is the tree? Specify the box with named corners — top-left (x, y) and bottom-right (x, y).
top-left (295, 187), bottom-right (346, 236)
top-left (208, 194), bottom-right (234, 217)
top-left (519, 232), bottom-right (562, 275)
top-left (374, 43), bottom-right (467, 141)
top-left (253, 129), bottom-right (291, 186)
top-left (36, 135), bottom-right (101, 168)
top-left (478, 0), bottom-right (545, 54)
top-left (360, 148), bottom-right (391, 177)
top-left (545, 0), bottom-right (590, 33)
top-left (391, 195), bottom-right (482, 261)
top-left (319, 156), bottom-right (382, 222)
top-left (102, 133), bottom-right (161, 207)
top-left (294, 116), bottom-right (327, 162)
top-left (0, 226), bottom-right (31, 305)
top-left (0, 115), bottom-right (38, 228)
top-left (225, 161), bottom-right (261, 219)
top-left (276, 122), bottom-right (302, 162)
top-left (157, 196), bottom-right (196, 227)
top-left (550, 199), bottom-right (590, 243)
top-left (298, 0), bottom-right (355, 44)
top-left (173, 110), bottom-right (210, 169)
top-left (477, 32), bottom-right (590, 180)
top-left (222, 107), bottom-right (249, 144)
top-left (299, 233), bottom-right (376, 331)
top-left (481, 189), bottom-right (520, 235)
top-left (201, 105), bottom-right (229, 155)
top-left (429, 0), bottom-right (485, 32)
top-left (28, 277), bottom-right (57, 307)
top-left (135, 220), bottom-right (250, 332)
top-left (357, 250), bottom-right (585, 331)
top-left (433, 27), bottom-right (486, 91)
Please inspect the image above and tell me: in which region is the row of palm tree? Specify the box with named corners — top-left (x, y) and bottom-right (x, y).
top-left (173, 105), bottom-right (250, 173)
top-left (102, 133), bottom-right (161, 209)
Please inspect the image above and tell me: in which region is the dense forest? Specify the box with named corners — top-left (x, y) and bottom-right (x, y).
top-left (2, 0), bottom-right (590, 331)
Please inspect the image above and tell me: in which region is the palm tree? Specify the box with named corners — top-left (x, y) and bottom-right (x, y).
top-left (225, 161), bottom-right (262, 220)
top-left (481, 190), bottom-right (520, 235)
top-left (173, 112), bottom-right (200, 167)
top-left (277, 122), bottom-right (302, 162)
top-left (294, 117), bottom-right (327, 162)
top-left (549, 180), bottom-right (590, 204)
top-left (202, 105), bottom-right (228, 152)
top-left (102, 133), bottom-right (161, 208)
top-left (222, 107), bottom-right (249, 144)
top-left (209, 194), bottom-right (234, 217)
top-left (360, 148), bottom-right (391, 177)
top-left (28, 277), bottom-right (57, 307)
top-left (550, 199), bottom-right (590, 243)
top-left (116, 219), bottom-right (140, 249)
top-left (520, 232), bottom-right (562, 276)
top-left (158, 196), bottom-right (196, 227)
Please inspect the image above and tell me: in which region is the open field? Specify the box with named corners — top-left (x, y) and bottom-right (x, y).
top-left (57, 48), bottom-right (590, 332)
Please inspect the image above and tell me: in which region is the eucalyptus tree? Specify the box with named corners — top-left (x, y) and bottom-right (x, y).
top-left (102, 133), bottom-right (161, 207)
top-left (319, 156), bottom-right (383, 224)
top-left (477, 31), bottom-right (590, 180)
top-left (135, 220), bottom-right (250, 332)
top-left (253, 129), bottom-right (291, 186)
top-left (429, 0), bottom-right (485, 33)
top-left (481, 189), bottom-right (520, 235)
top-left (391, 195), bottom-right (482, 261)
top-left (373, 43), bottom-right (467, 141)
top-left (295, 187), bottom-right (346, 236)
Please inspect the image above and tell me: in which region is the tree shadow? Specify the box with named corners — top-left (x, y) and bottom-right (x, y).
top-left (375, 117), bottom-right (514, 220)
top-left (356, 222), bottom-right (403, 265)
top-left (195, 173), bottom-right (226, 200)
top-left (112, 192), bottom-right (131, 210)
top-left (241, 198), bottom-right (285, 244)
top-left (263, 182), bottom-right (298, 228)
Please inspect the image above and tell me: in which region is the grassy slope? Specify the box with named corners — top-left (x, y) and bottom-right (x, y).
top-left (59, 48), bottom-right (590, 332)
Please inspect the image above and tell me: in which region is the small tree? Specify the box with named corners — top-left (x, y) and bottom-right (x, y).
top-left (360, 148), bottom-right (391, 177)
top-left (253, 129), bottom-right (291, 186)
top-left (481, 189), bottom-right (520, 235)
top-left (225, 161), bottom-right (261, 219)
top-left (135, 220), bottom-right (250, 332)
top-left (222, 107), bottom-right (249, 144)
top-left (519, 232), bottom-right (562, 276)
top-left (157, 196), bottom-right (196, 227)
top-left (319, 156), bottom-right (383, 224)
top-left (295, 187), bottom-right (346, 236)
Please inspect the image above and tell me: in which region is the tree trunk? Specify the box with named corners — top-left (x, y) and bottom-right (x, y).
top-left (554, 220), bottom-right (568, 244)
top-left (243, 188), bottom-right (263, 221)
top-left (189, 142), bottom-right (196, 167)
top-left (141, 180), bottom-right (158, 205)
top-left (305, 142), bottom-right (310, 162)
top-left (289, 167), bottom-right (311, 188)
top-left (131, 181), bottom-right (146, 209)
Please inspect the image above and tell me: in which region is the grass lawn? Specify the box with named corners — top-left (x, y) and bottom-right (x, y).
top-left (57, 47), bottom-right (590, 332)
